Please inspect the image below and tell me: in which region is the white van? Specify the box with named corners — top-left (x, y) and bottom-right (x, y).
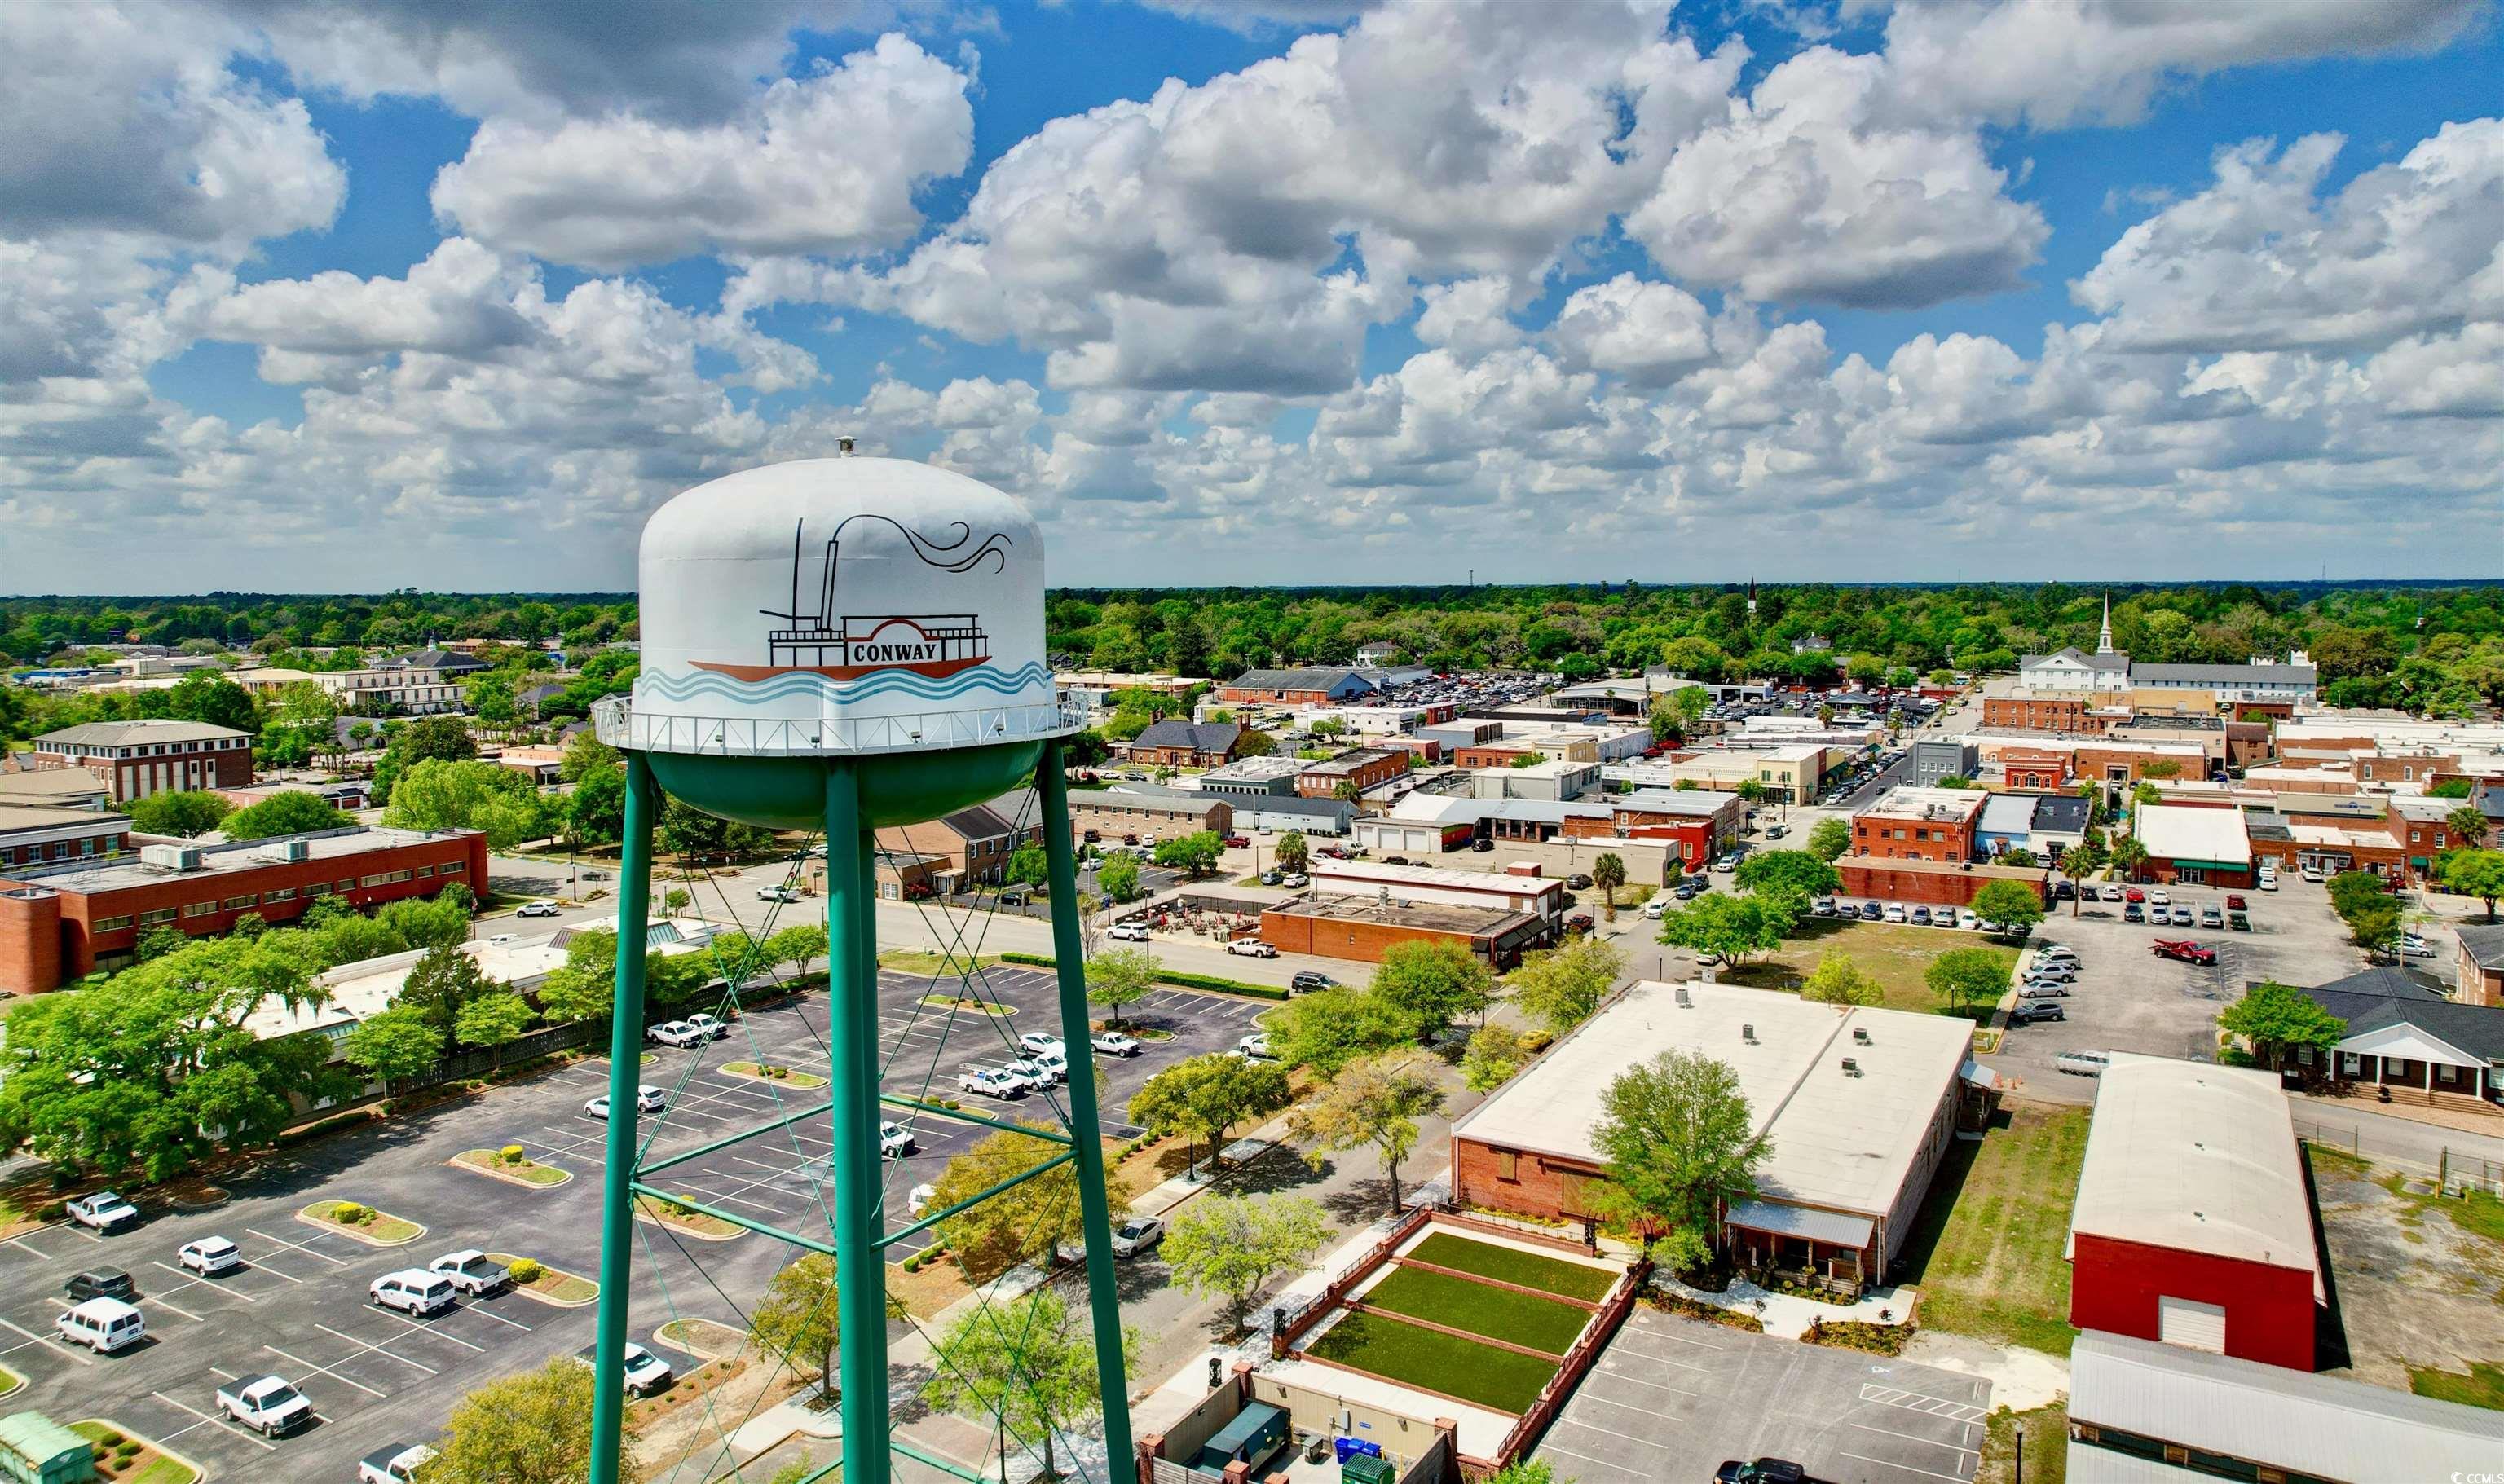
top-left (370, 1270), bottom-right (457, 1317)
top-left (2055, 1050), bottom-right (2113, 1077)
top-left (57, 1297), bottom-right (146, 1353)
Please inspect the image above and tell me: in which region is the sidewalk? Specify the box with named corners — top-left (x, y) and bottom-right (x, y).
top-left (1651, 1270), bottom-right (1920, 1341)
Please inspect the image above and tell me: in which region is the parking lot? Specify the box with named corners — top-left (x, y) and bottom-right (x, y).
top-left (1532, 1306), bottom-right (1989, 1484)
top-left (1977, 872), bottom-right (2366, 1102)
top-left (0, 964), bottom-right (1268, 1477)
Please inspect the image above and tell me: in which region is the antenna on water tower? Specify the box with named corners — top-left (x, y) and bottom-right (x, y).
top-left (585, 458), bottom-right (1125, 1484)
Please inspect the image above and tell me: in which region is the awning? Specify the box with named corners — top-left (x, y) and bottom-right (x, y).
top-left (1725, 1198), bottom-right (1874, 1250)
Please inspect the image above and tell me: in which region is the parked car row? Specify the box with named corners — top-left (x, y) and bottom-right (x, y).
top-left (1810, 897), bottom-right (2021, 934)
top-left (2010, 941), bottom-right (2081, 1024)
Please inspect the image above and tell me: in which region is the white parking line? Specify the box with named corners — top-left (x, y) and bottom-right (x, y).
top-left (1591, 1363), bottom-right (1701, 1398)
top-left (1529, 1440), bottom-right (1637, 1482)
top-left (1548, 1410), bottom-right (1677, 1453)
top-left (1862, 1383), bottom-right (1987, 1423)
top-left (1851, 1421), bottom-right (1978, 1456)
top-left (318, 1323), bottom-right (443, 1372)
top-left (461, 1303), bottom-right (532, 1332)
top-left (151, 1261), bottom-right (263, 1304)
top-left (245, 1227), bottom-right (349, 1266)
top-left (1623, 1314), bottom-right (1726, 1349)
top-left (140, 1293), bottom-right (205, 1323)
top-left (0, 1314), bottom-right (91, 1366)
top-left (1839, 1451), bottom-right (1968, 1482)
top-left (266, 1341), bottom-right (392, 1396)
top-left (150, 1390), bottom-right (276, 1453)
top-left (368, 1305), bottom-right (488, 1353)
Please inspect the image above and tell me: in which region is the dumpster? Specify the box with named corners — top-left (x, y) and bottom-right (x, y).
top-left (0, 1412), bottom-right (96, 1484)
top-left (1341, 1452), bottom-right (1398, 1484)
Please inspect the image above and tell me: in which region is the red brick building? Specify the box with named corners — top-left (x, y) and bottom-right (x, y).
top-left (1837, 856), bottom-right (2048, 909)
top-left (1214, 667), bottom-right (1376, 706)
top-left (0, 804), bottom-right (134, 871)
top-left (1850, 786), bottom-right (1986, 863)
top-left (0, 826), bottom-right (488, 992)
top-left (1981, 696), bottom-right (2114, 733)
top-left (1297, 746), bottom-right (1411, 798)
top-left (2068, 1057), bottom-right (2322, 1371)
top-left (28, 719), bottom-right (254, 804)
top-left (1125, 720), bottom-right (1244, 769)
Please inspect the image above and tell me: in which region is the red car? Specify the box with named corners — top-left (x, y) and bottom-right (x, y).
top-left (2225, 894), bottom-right (2248, 910)
top-left (2152, 939), bottom-right (2216, 966)
top-left (2124, 887), bottom-right (2146, 903)
top-left (1222, 834), bottom-right (1250, 848)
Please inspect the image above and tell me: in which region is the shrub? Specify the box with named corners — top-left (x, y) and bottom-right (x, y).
top-left (97, 1432), bottom-right (125, 1448)
top-left (333, 1201), bottom-right (368, 1224)
top-left (509, 1258), bottom-right (544, 1284)
top-left (500, 1143), bottom-right (528, 1165)
top-left (115, 1442), bottom-right (142, 1459)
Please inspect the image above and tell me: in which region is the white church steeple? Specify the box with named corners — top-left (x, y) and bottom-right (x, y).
top-left (2096, 594), bottom-right (2114, 655)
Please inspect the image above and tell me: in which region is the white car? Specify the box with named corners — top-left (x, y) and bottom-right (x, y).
top-left (2149, 890), bottom-right (2171, 907)
top-left (907, 1182), bottom-right (938, 1218)
top-left (370, 1269), bottom-right (457, 1317)
top-left (879, 1121), bottom-right (918, 1158)
top-left (1279, 873), bottom-right (1308, 888)
top-left (56, 1297), bottom-right (144, 1354)
top-left (2101, 883), bottom-right (2126, 901)
top-left (517, 901), bottom-right (562, 918)
top-left (575, 1342), bottom-right (676, 1397)
top-left (1955, 909), bottom-right (1981, 930)
top-left (430, 1250), bottom-right (512, 1295)
top-left (1236, 1033), bottom-right (1275, 1060)
top-left (683, 1012), bottom-right (728, 1040)
top-left (584, 1086), bottom-right (668, 1119)
top-left (1107, 923), bottom-right (1153, 942)
top-left (1002, 1057), bottom-right (1059, 1090)
top-left (1881, 904), bottom-right (1909, 923)
top-left (1109, 1216), bottom-right (1166, 1258)
top-left (757, 885), bottom-right (801, 903)
top-left (1017, 1033), bottom-right (1066, 1057)
top-left (217, 1374), bottom-right (310, 1435)
top-left (647, 1020), bottom-right (706, 1049)
top-left (2300, 866), bottom-right (2325, 883)
top-left (2259, 874), bottom-right (2278, 891)
top-left (959, 1068), bottom-right (1026, 1100)
top-left (2035, 944), bottom-right (2079, 962)
top-left (1091, 1031), bottom-right (1141, 1058)
top-left (1642, 897), bottom-right (1670, 919)
top-left (178, 1236), bottom-right (243, 1275)
top-left (1226, 938), bottom-right (1279, 958)
top-left (1029, 1047), bottom-right (1069, 1081)
top-left (359, 1444), bottom-right (439, 1484)
top-left (2399, 936), bottom-right (2437, 959)
top-left (66, 1191), bottom-right (141, 1231)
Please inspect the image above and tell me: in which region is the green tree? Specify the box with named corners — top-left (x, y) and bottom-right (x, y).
top-left (453, 991), bottom-right (535, 1070)
top-left (399, 944), bottom-right (494, 1045)
top-left (1970, 879), bottom-right (2047, 936)
top-left (1733, 849), bottom-right (1841, 901)
top-left (1005, 841), bottom-right (1050, 891)
top-left (1486, 1464), bottom-right (1560, 1484)
top-left (134, 924), bottom-right (191, 962)
top-left (1927, 946), bottom-right (2012, 1015)
top-left (564, 763), bottom-right (627, 848)
top-left (0, 938), bottom-right (353, 1180)
top-left (2328, 870), bottom-right (2390, 923)
top-left (2219, 981), bottom-right (2347, 1068)
top-left (162, 672), bottom-right (259, 733)
top-left (1800, 954), bottom-right (1884, 1006)
top-left (536, 928), bottom-right (619, 1024)
top-left (1806, 817), bottom-right (1850, 862)
top-left (1085, 946), bottom-right (1157, 1027)
top-left (2348, 899), bottom-right (2404, 958)
top-left (662, 887), bottom-right (692, 918)
top-left (1369, 939), bottom-right (1493, 1038)
top-left (1152, 830), bottom-right (1224, 879)
top-left (2109, 834), bottom-right (2149, 880)
top-left (1288, 1054), bottom-right (1446, 1214)
top-left (749, 1251), bottom-right (906, 1399)
top-left (1332, 779), bottom-right (1363, 803)
top-left (1655, 891), bottom-right (1796, 967)
top-left (558, 729), bottom-right (620, 782)
top-left (765, 923), bottom-right (829, 976)
top-left (1272, 830), bottom-right (1309, 874)
top-left (1162, 1194), bottom-right (1331, 1332)
top-left (126, 789), bottom-right (232, 838)
top-left (2440, 848), bottom-right (2504, 919)
top-left (1095, 854), bottom-right (1141, 903)
top-left (383, 759), bottom-right (549, 850)
top-left (1460, 1023), bottom-right (1541, 1091)
top-left (1236, 729), bottom-right (1279, 758)
top-left (1590, 852), bottom-right (1626, 917)
top-left (373, 716), bottom-right (477, 803)
top-left (921, 1288), bottom-right (1137, 1484)
top-left (2446, 804), bottom-right (2493, 849)
top-left (1262, 986), bottom-right (1414, 1076)
top-left (1505, 936), bottom-right (1625, 1036)
top-left (1126, 1053), bottom-right (1294, 1178)
top-left (221, 790), bottom-right (350, 839)
top-left (1589, 1049), bottom-right (1767, 1272)
top-left (930, 1122), bottom-right (1084, 1275)
top-left (379, 891), bottom-right (472, 950)
top-left (345, 1005), bottom-right (445, 1093)
top-left (426, 1357), bottom-right (629, 1484)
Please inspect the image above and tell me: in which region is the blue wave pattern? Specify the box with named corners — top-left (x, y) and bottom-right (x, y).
top-left (639, 661), bottom-right (1053, 707)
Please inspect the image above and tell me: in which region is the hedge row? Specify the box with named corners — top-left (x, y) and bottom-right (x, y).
top-left (999, 952), bottom-right (1289, 1001)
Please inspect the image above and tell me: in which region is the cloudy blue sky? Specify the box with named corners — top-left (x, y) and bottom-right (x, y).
top-left (4, 0), bottom-right (2498, 593)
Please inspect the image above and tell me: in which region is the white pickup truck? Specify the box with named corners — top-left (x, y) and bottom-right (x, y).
top-left (218, 1374), bottom-right (312, 1435)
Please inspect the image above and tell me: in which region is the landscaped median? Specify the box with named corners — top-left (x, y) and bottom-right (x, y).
top-left (722, 1061), bottom-right (828, 1089)
top-left (73, 1419), bottom-right (201, 1484)
top-left (634, 1193), bottom-right (747, 1240)
top-left (486, 1253), bottom-right (598, 1306)
top-left (997, 951), bottom-right (1289, 1001)
top-left (452, 1146), bottom-right (573, 1188)
top-left (298, 1200), bottom-right (425, 1246)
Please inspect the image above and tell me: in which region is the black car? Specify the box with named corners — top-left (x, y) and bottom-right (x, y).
top-left (1567, 873), bottom-right (1593, 889)
top-left (1716, 1461), bottom-right (1810, 1484)
top-left (2012, 1001), bottom-right (2066, 1023)
top-left (1470, 838), bottom-right (1495, 852)
top-left (1858, 901), bottom-right (1883, 920)
top-left (67, 1267), bottom-right (137, 1302)
top-left (1289, 971), bottom-right (1336, 994)
top-left (2050, 881), bottom-right (2077, 901)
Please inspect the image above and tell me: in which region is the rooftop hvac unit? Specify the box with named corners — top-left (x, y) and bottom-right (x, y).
top-left (139, 843), bottom-right (203, 872)
top-left (1853, 1027), bottom-right (1871, 1045)
top-left (273, 839), bottom-right (311, 861)
top-left (1841, 1056), bottom-right (1863, 1076)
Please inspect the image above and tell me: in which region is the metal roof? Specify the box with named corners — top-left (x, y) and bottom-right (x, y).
top-left (2131, 804), bottom-right (2251, 866)
top-left (2068, 1057), bottom-right (2321, 1297)
top-left (1725, 1197), bottom-right (1873, 1249)
top-left (2068, 1329), bottom-right (2504, 1480)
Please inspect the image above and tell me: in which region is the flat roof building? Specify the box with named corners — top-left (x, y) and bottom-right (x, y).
top-left (2067, 1055), bottom-right (2321, 1370)
top-left (1307, 859), bottom-right (1563, 924)
top-left (2131, 804), bottom-right (2255, 887)
top-left (1258, 892), bottom-right (1546, 971)
top-left (29, 718), bottom-right (255, 804)
top-left (1452, 980), bottom-right (1977, 1284)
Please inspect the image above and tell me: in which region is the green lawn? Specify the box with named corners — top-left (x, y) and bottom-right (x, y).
top-left (1893, 1104), bottom-right (2087, 1355)
top-left (1723, 919), bottom-right (2015, 1021)
top-left (1978, 1402), bottom-right (2068, 1484)
top-left (1306, 1310), bottom-right (1558, 1415)
top-left (1360, 1266), bottom-right (1592, 1356)
top-left (2411, 1360), bottom-right (2504, 1411)
top-left (1405, 1232), bottom-right (1618, 1301)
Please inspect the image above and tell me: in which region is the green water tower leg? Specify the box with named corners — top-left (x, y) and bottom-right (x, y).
top-left (824, 762), bottom-right (893, 1480)
top-left (1038, 739), bottom-right (1138, 1473)
top-left (589, 751), bottom-right (657, 1483)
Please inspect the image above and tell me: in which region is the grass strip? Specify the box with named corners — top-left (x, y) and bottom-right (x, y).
top-left (1405, 1231), bottom-right (1616, 1301)
top-left (723, 1061), bottom-right (830, 1089)
top-left (1358, 1266), bottom-right (1589, 1356)
top-left (2411, 1360), bottom-right (2504, 1411)
top-left (453, 1149), bottom-right (571, 1186)
top-left (1307, 1310), bottom-right (1557, 1415)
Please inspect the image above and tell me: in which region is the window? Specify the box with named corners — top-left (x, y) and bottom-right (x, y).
top-left (182, 902), bottom-right (216, 918)
top-left (412, 864), bottom-right (434, 878)
top-left (139, 908), bottom-right (178, 926)
top-left (1494, 1150), bottom-right (1519, 1182)
top-left (337, 879), bottom-right (358, 892)
top-left (221, 894), bottom-right (258, 910)
top-left (263, 887), bottom-right (295, 902)
top-left (94, 914), bottom-right (134, 931)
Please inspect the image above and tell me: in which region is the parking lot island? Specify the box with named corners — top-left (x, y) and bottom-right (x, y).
top-left (296, 1200), bottom-right (424, 1246)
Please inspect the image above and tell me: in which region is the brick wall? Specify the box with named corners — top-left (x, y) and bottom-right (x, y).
top-left (1452, 1137), bottom-right (1614, 1225)
top-left (1069, 798), bottom-right (1232, 840)
top-left (2069, 1232), bottom-right (2316, 1370)
top-left (1982, 697), bottom-right (2103, 733)
top-left (1851, 816), bottom-right (1979, 863)
top-left (1838, 861), bottom-right (2010, 908)
top-left (0, 825), bottom-right (132, 870)
top-left (0, 888), bottom-right (64, 995)
top-left (1297, 750), bottom-right (1409, 797)
top-left (1259, 909), bottom-right (1491, 966)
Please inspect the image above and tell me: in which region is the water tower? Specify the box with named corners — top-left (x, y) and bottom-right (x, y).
top-left (587, 455), bottom-right (1132, 1483)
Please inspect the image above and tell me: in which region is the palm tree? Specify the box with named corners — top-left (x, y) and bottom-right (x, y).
top-left (1591, 853), bottom-right (1626, 920)
top-left (2109, 834), bottom-right (2149, 883)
